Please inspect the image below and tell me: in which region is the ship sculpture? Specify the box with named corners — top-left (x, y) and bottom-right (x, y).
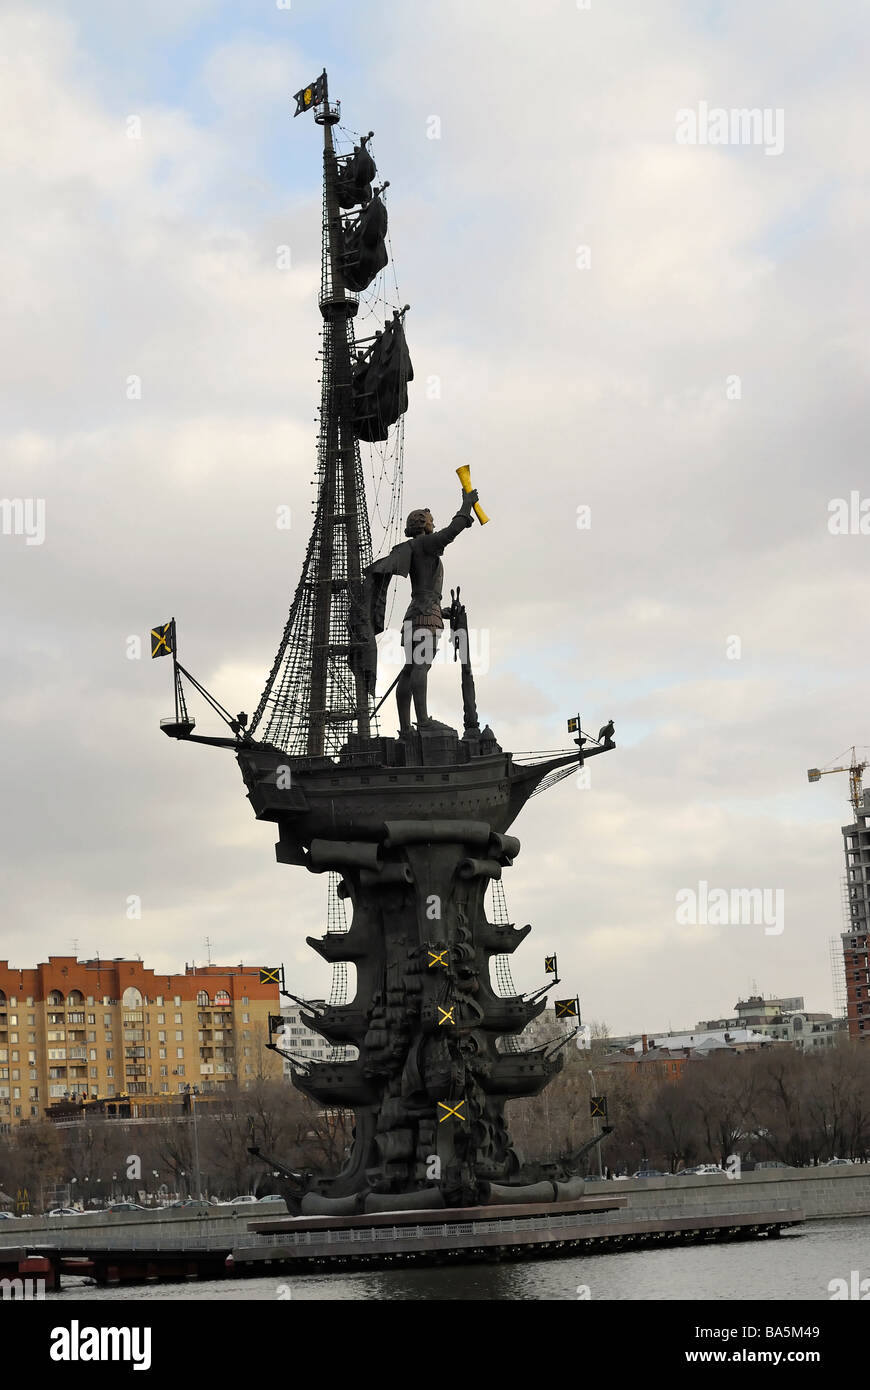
top-left (155, 71), bottom-right (615, 1212)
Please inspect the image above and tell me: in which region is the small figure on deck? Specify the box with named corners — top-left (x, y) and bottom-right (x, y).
top-left (367, 486), bottom-right (479, 733)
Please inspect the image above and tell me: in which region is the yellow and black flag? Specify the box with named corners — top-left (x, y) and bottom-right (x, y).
top-left (544, 955), bottom-right (557, 974)
top-left (567, 716), bottom-right (580, 733)
top-left (590, 1095), bottom-right (607, 1119)
top-left (259, 966), bottom-right (281, 986)
top-left (293, 74), bottom-right (326, 116)
top-left (268, 1014), bottom-right (284, 1035)
top-left (151, 620), bottom-right (174, 659)
top-left (555, 997), bottom-right (580, 1019)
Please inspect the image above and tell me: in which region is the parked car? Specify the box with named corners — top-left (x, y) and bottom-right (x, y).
top-left (107, 1202), bottom-right (147, 1212)
top-left (0, 1211), bottom-right (19, 1219)
top-left (228, 1195), bottom-right (258, 1205)
top-left (754, 1160), bottom-right (790, 1169)
top-left (256, 1194), bottom-right (286, 1204)
top-left (824, 1157), bottom-right (854, 1167)
top-left (632, 1169), bottom-right (669, 1179)
top-left (46, 1207), bottom-right (84, 1217)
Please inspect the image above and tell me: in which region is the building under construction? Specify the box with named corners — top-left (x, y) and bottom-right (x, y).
top-left (809, 749), bottom-right (870, 1041)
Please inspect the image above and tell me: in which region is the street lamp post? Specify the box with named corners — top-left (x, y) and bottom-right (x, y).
top-left (588, 1068), bottom-right (603, 1178)
top-left (185, 1085), bottom-right (203, 1201)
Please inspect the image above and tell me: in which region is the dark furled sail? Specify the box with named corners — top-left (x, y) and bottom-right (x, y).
top-left (352, 311), bottom-right (414, 442)
top-left (336, 136), bottom-right (376, 209)
top-left (340, 190), bottom-right (388, 292)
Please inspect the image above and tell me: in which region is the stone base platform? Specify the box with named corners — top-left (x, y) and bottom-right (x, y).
top-left (235, 1195), bottom-right (803, 1272)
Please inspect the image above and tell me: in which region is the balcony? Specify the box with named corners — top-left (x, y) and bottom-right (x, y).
top-left (199, 1064), bottom-right (214, 1075)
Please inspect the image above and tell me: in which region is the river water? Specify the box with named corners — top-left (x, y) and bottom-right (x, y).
top-left (47, 1216), bottom-right (869, 1301)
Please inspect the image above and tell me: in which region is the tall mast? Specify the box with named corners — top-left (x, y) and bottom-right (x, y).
top-left (249, 72), bottom-right (377, 758)
top-left (309, 74), bottom-right (370, 755)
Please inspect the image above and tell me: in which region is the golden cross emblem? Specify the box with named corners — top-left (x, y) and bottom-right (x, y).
top-left (438, 1100), bottom-right (465, 1123)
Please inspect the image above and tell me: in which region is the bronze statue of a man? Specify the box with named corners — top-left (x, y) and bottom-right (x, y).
top-left (367, 486), bottom-right (479, 732)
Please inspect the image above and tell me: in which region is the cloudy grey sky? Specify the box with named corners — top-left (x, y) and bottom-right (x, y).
top-left (1, 0), bottom-right (868, 1034)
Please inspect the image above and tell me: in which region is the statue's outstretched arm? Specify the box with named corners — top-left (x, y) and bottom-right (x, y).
top-left (422, 489), bottom-right (479, 554)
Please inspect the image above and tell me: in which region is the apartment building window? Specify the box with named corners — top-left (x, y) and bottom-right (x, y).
top-left (174, 1013), bottom-right (182, 1024)
top-left (174, 996), bottom-right (181, 1007)
top-left (90, 1068), bottom-right (97, 1079)
top-left (105, 1050), bottom-right (113, 1061)
top-left (176, 1048), bottom-right (184, 1059)
top-left (244, 1047), bottom-right (251, 1057)
top-left (68, 1012), bottom-right (85, 1024)
top-left (104, 1016), bottom-right (112, 1026)
top-left (8, 1015), bottom-right (17, 1026)
top-left (27, 1015), bottom-right (34, 1026)
top-left (157, 1014), bottom-right (165, 1024)
top-left (156, 996), bottom-right (164, 1006)
top-left (242, 1013), bottom-right (250, 1024)
top-left (176, 1065), bottom-right (185, 1076)
top-left (244, 1065), bottom-right (251, 1074)
top-left (107, 1067), bottom-right (114, 1078)
top-left (29, 1088), bottom-right (37, 1100)
top-left (175, 1031), bottom-right (183, 1041)
top-left (28, 1070), bottom-right (37, 1081)
top-left (160, 1066), bottom-right (167, 1077)
top-left (87, 1031), bottom-right (96, 1042)
top-left (159, 1048), bottom-right (166, 1059)
top-left (87, 1014), bottom-right (95, 1024)
top-left (107, 1084), bottom-right (115, 1095)
top-left (158, 1031), bottom-right (166, 1043)
top-left (89, 1049), bottom-right (97, 1061)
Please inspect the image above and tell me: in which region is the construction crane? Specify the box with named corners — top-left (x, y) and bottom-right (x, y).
top-left (807, 746), bottom-right (869, 819)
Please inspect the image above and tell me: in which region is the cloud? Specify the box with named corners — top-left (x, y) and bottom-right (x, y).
top-left (0, 1), bottom-right (867, 1031)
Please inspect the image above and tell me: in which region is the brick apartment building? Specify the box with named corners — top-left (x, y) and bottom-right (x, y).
top-left (0, 956), bottom-right (282, 1130)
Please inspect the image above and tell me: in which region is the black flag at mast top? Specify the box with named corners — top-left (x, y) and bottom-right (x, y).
top-left (293, 71), bottom-right (327, 116)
